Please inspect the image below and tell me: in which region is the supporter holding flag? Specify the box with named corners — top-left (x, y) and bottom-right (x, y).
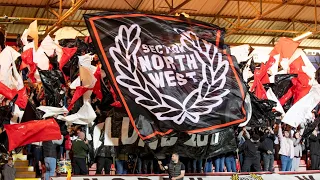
top-left (239, 134), bottom-right (263, 172)
top-left (237, 127), bottom-right (251, 167)
top-left (260, 127), bottom-right (275, 172)
top-left (278, 124), bottom-right (294, 171)
top-left (158, 153), bottom-right (185, 180)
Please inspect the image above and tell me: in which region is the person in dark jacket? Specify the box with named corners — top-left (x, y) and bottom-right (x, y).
top-left (72, 131), bottom-right (89, 175)
top-left (260, 127), bottom-right (275, 172)
top-left (158, 153), bottom-right (185, 180)
top-left (95, 145), bottom-right (113, 175)
top-left (309, 128), bottom-right (320, 170)
top-left (239, 134), bottom-right (263, 172)
top-left (43, 135), bottom-right (63, 180)
top-left (2, 157), bottom-right (15, 180)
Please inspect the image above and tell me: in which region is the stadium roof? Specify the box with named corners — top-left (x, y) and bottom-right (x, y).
top-left (0, 0), bottom-right (320, 49)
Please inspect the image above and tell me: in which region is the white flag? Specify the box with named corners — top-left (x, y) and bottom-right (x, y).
top-left (282, 84), bottom-right (320, 127)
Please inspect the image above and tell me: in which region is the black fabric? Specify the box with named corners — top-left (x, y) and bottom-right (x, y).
top-left (261, 134), bottom-right (275, 152)
top-left (247, 92), bottom-right (277, 127)
top-left (0, 95), bottom-right (17, 127)
top-left (241, 156), bottom-right (261, 172)
top-left (39, 69), bottom-right (64, 107)
top-left (0, 132), bottom-right (8, 154)
top-left (21, 101), bottom-right (42, 123)
top-left (96, 157), bottom-right (112, 175)
top-left (98, 80), bottom-right (114, 111)
top-left (62, 55), bottom-right (79, 82)
top-left (42, 141), bottom-right (58, 158)
top-left (272, 74), bottom-right (297, 112)
top-left (84, 12), bottom-right (247, 141)
top-left (73, 157), bottom-right (88, 175)
top-left (45, 51), bottom-right (59, 70)
top-left (303, 119), bottom-right (320, 139)
top-left (61, 38), bottom-right (89, 82)
top-left (93, 109), bottom-right (237, 159)
top-left (309, 134), bottom-right (320, 156)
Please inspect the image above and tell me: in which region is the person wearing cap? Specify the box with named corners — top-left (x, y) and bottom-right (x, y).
top-left (2, 157), bottom-right (15, 180)
top-left (158, 153), bottom-right (185, 180)
top-left (239, 134), bottom-right (263, 172)
top-left (72, 131), bottom-right (89, 175)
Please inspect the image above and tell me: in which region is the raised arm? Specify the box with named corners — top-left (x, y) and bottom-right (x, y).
top-left (237, 130), bottom-right (244, 141)
top-left (278, 125), bottom-right (283, 141)
top-left (244, 129), bottom-right (251, 139)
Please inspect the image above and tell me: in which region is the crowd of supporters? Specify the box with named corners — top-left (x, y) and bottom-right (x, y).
top-left (16, 117), bottom-right (320, 180)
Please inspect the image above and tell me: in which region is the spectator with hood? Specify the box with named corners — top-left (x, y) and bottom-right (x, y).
top-left (239, 134), bottom-right (263, 172)
top-left (260, 127), bottom-right (275, 172)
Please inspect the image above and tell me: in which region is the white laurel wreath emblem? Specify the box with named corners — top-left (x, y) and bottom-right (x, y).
top-left (109, 24), bottom-right (230, 125)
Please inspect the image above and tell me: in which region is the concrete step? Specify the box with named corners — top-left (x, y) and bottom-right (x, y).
top-left (15, 166), bottom-right (34, 172)
top-left (14, 160), bottom-right (29, 167)
top-left (13, 154), bottom-right (27, 161)
top-left (15, 171), bottom-right (36, 178)
top-left (15, 167), bottom-right (30, 172)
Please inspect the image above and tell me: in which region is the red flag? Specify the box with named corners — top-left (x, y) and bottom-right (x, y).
top-left (292, 73), bottom-right (311, 104)
top-left (250, 56), bottom-right (275, 92)
top-left (255, 80), bottom-right (267, 99)
top-left (93, 66), bottom-right (103, 100)
top-left (279, 73), bottom-right (311, 105)
top-left (0, 82), bottom-right (27, 108)
top-left (4, 119), bottom-right (61, 151)
top-left (289, 56), bottom-right (305, 74)
top-left (270, 37), bottom-right (300, 60)
top-left (68, 86), bottom-right (90, 111)
top-left (279, 87), bottom-right (293, 106)
top-left (19, 61), bottom-right (28, 71)
top-left (59, 47), bottom-right (77, 71)
top-left (85, 36), bottom-right (92, 43)
top-left (21, 48), bottom-right (37, 83)
top-left (109, 85), bottom-right (122, 108)
top-left (16, 87), bottom-right (28, 109)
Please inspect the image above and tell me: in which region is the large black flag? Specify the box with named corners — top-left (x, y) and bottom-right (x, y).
top-left (93, 109), bottom-right (237, 159)
top-left (85, 12), bottom-right (247, 141)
